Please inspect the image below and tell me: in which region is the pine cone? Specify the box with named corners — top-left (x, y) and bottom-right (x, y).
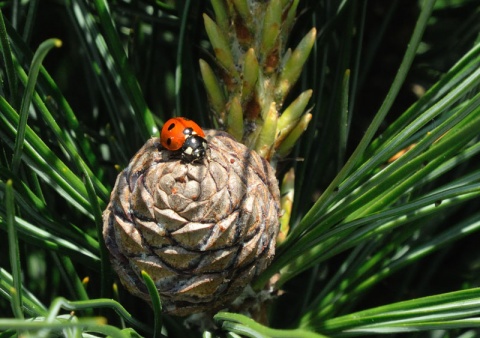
top-left (103, 130), bottom-right (280, 316)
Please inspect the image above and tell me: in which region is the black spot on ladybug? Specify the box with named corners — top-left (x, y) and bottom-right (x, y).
top-left (167, 123), bottom-right (176, 131)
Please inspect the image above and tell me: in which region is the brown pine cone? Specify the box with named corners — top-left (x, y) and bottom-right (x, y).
top-left (103, 130), bottom-right (280, 316)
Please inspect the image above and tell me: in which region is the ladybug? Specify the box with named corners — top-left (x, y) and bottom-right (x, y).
top-left (160, 117), bottom-right (208, 163)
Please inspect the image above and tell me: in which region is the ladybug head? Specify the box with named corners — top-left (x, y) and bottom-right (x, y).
top-left (181, 135), bottom-right (208, 163)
